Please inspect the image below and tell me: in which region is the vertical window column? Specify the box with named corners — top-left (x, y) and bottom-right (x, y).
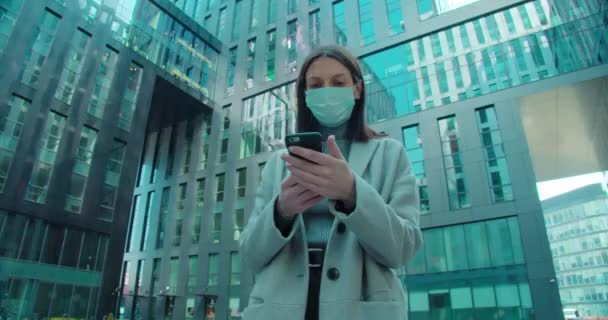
top-left (180, 121), bottom-right (194, 176)
top-left (193, 178), bottom-right (205, 243)
top-left (54, 29), bottom-right (91, 106)
top-left (118, 63), bottom-right (143, 132)
top-left (19, 10), bottom-right (60, 88)
top-left (88, 46), bottom-right (119, 119)
top-left (248, 0), bottom-right (258, 32)
top-left (155, 187), bottom-right (171, 249)
top-left (438, 116), bottom-right (470, 210)
top-left (475, 106), bottom-right (513, 202)
top-left (245, 38), bottom-right (256, 89)
top-left (25, 112), bottom-right (67, 204)
top-left (173, 183), bottom-right (188, 247)
top-left (286, 20), bottom-right (298, 73)
top-left (0, 95), bottom-right (30, 193)
top-left (226, 47), bottom-right (237, 96)
top-left (207, 253), bottom-right (219, 289)
top-left (266, 30), bottom-right (276, 81)
top-left (65, 127), bottom-right (98, 213)
top-left (228, 252), bottom-right (242, 318)
top-left (140, 191), bottom-right (155, 251)
top-left (358, 0), bottom-right (375, 45)
top-left (333, 1), bottom-right (347, 46)
top-left (234, 168), bottom-right (246, 241)
top-left (231, 0), bottom-right (242, 42)
top-left (217, 7), bottom-right (226, 40)
top-left (218, 105), bottom-right (231, 164)
top-left (212, 173), bottom-right (225, 244)
top-left (403, 125), bottom-right (429, 214)
top-left (99, 140), bottom-right (126, 221)
top-left (385, 0), bottom-right (404, 35)
top-left (0, 0), bottom-right (25, 54)
top-left (198, 113), bottom-right (212, 171)
top-left (267, 0), bottom-right (277, 25)
top-left (309, 10), bottom-right (320, 48)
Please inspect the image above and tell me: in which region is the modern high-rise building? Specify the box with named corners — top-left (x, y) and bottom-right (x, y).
top-left (1, 0), bottom-right (607, 319)
top-left (542, 183), bottom-right (608, 317)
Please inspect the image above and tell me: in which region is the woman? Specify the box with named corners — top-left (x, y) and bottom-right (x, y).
top-left (239, 45), bottom-right (422, 320)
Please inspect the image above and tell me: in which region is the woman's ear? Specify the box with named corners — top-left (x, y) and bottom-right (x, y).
top-left (353, 81), bottom-right (363, 100)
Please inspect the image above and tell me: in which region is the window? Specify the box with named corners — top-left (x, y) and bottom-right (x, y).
top-left (150, 131), bottom-right (163, 184)
top-left (0, 95), bottom-right (30, 193)
top-left (140, 191), bottom-right (155, 251)
top-left (208, 253), bottom-right (219, 287)
top-left (118, 62), bottom-right (143, 131)
top-left (25, 112), bottom-right (67, 204)
top-left (234, 168), bottom-right (247, 240)
top-left (385, 0), bottom-right (404, 35)
top-left (267, 0), bottom-right (276, 24)
top-left (418, 0), bottom-right (481, 20)
top-left (193, 178), bottom-right (205, 243)
top-left (126, 195), bottom-right (142, 252)
top-left (228, 252), bottom-right (241, 317)
top-left (402, 126), bottom-right (429, 214)
top-left (156, 187), bottom-right (171, 249)
top-left (358, 0), bottom-right (375, 45)
top-left (192, 117), bottom-right (209, 171)
top-left (150, 258), bottom-right (161, 296)
top-left (213, 173), bottom-right (225, 243)
top-left (99, 140), bottom-right (126, 220)
top-left (438, 116), bottom-right (470, 209)
top-left (245, 38), bottom-right (256, 89)
top-left (180, 122), bottom-right (194, 176)
top-left (169, 257), bottom-right (179, 295)
top-left (217, 7), bottom-right (226, 40)
top-left (218, 105), bottom-right (231, 163)
top-left (88, 46), bottom-right (119, 118)
top-left (333, 1), bottom-right (347, 45)
top-left (240, 83), bottom-right (297, 159)
top-left (266, 29), bottom-right (276, 81)
top-left (286, 20), bottom-right (297, 73)
top-left (249, 0), bottom-right (258, 31)
top-left (287, 0), bottom-right (297, 15)
top-left (309, 10), bottom-right (320, 48)
top-left (173, 183), bottom-right (187, 246)
top-left (55, 28), bottom-right (90, 105)
top-left (231, 0), bottom-right (241, 42)
top-left (19, 10), bottom-right (60, 88)
top-left (226, 47), bottom-right (237, 96)
top-left (476, 106), bottom-right (513, 202)
top-left (0, 0), bottom-right (25, 54)
top-left (65, 127), bottom-right (98, 213)
top-left (135, 259), bottom-right (145, 298)
top-left (187, 255), bottom-right (199, 294)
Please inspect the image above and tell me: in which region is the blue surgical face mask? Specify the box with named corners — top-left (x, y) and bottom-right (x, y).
top-left (305, 87), bottom-right (355, 127)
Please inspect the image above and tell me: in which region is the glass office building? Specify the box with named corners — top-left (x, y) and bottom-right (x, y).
top-left (1, 0), bottom-right (607, 319)
top-left (542, 183), bottom-right (608, 317)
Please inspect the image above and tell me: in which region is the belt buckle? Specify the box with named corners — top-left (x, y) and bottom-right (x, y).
top-left (308, 248), bottom-right (323, 268)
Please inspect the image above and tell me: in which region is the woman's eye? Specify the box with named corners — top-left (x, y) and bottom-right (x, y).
top-left (309, 83), bottom-right (321, 89)
top-left (334, 81), bottom-right (345, 86)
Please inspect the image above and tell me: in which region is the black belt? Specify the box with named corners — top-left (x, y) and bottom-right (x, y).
top-left (308, 248), bottom-right (325, 268)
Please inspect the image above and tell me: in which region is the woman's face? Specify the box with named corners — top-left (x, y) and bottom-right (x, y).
top-left (305, 57), bottom-right (362, 99)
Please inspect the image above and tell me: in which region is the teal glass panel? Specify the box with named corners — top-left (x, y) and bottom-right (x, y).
top-left (486, 219), bottom-right (515, 266)
top-left (465, 222), bottom-right (491, 269)
top-left (358, 0), bottom-right (375, 45)
top-left (444, 225), bottom-right (468, 271)
top-left (333, 1), bottom-right (347, 46)
top-left (386, 0), bottom-right (404, 34)
top-left (424, 228), bottom-right (446, 273)
top-left (418, 0), bottom-right (434, 20)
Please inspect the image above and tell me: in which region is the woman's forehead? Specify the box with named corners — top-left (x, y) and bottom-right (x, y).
top-left (306, 57), bottom-right (351, 79)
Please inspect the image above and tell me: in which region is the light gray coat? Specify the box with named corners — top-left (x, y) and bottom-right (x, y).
top-left (239, 137), bottom-right (423, 320)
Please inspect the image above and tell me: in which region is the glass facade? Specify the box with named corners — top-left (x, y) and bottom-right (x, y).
top-left (155, 187), bottom-right (171, 249)
top-left (475, 106), bottom-right (513, 203)
top-left (231, 0), bottom-right (242, 42)
top-left (226, 47), bottom-right (237, 96)
top-left (240, 82), bottom-right (296, 159)
top-left (117, 62), bottom-right (143, 132)
top-left (419, 0), bottom-right (481, 20)
top-left (403, 125), bottom-right (429, 214)
top-left (386, 0), bottom-right (404, 35)
top-left (99, 139), bottom-right (126, 221)
top-left (249, 0), bottom-right (258, 32)
top-left (198, 113), bottom-right (212, 171)
top-left (212, 173), bottom-right (225, 243)
top-left (193, 178), bottom-right (205, 243)
top-left (234, 168), bottom-right (246, 241)
top-left (88, 46), bottom-right (119, 119)
top-left (0, 0), bottom-right (24, 54)
top-left (543, 184), bottom-right (608, 316)
top-left (228, 252), bottom-right (242, 318)
top-left (0, 95), bottom-right (30, 193)
top-left (363, 0), bottom-right (608, 124)
top-left (0, 210), bottom-right (108, 319)
top-left (173, 183), bottom-right (188, 247)
top-left (54, 28), bottom-right (91, 106)
top-left (267, 0), bottom-right (276, 25)
top-left (358, 0), bottom-right (375, 45)
top-left (25, 111), bottom-right (67, 204)
top-left (245, 38), bottom-right (256, 89)
top-left (207, 253), bottom-right (219, 289)
top-left (218, 105), bottom-right (231, 164)
top-left (309, 9), bottom-right (320, 48)
top-left (333, 1), bottom-right (347, 46)
top-left (286, 20), bottom-right (297, 73)
top-left (265, 29), bottom-right (276, 81)
top-left (19, 9), bottom-right (60, 88)
top-left (65, 126), bottom-right (98, 213)
top-left (438, 116), bottom-right (470, 210)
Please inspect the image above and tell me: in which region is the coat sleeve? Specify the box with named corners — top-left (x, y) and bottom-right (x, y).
top-left (239, 151), bottom-right (300, 275)
top-left (329, 139), bottom-right (423, 268)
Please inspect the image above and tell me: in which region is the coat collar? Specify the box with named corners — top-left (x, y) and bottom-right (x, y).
top-left (347, 138), bottom-right (381, 177)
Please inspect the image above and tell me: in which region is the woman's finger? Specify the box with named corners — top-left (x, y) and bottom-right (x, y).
top-left (289, 166), bottom-right (326, 189)
top-left (301, 195), bottom-right (324, 209)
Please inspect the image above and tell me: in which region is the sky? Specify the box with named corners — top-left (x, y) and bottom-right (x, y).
top-left (536, 171), bottom-right (608, 201)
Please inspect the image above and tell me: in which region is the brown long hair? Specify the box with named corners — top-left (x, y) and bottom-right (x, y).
top-left (296, 45), bottom-right (386, 142)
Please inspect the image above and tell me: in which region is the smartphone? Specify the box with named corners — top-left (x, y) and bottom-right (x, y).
top-left (285, 132), bottom-right (323, 160)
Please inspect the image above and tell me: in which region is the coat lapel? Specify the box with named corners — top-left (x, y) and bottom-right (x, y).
top-left (347, 139), bottom-right (380, 177)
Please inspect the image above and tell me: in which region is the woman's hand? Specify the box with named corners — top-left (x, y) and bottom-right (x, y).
top-left (281, 135), bottom-right (356, 210)
top-left (276, 174), bottom-right (324, 218)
